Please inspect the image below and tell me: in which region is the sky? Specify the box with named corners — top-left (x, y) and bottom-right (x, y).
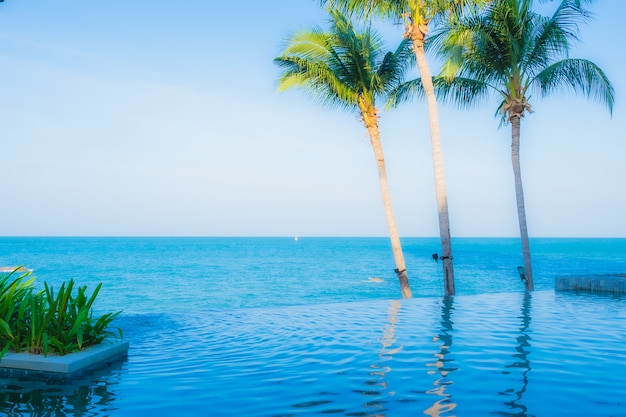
top-left (0, 1), bottom-right (624, 238)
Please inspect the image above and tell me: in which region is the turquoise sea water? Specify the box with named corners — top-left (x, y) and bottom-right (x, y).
top-left (1, 237), bottom-right (625, 312)
top-left (0, 237), bottom-right (625, 416)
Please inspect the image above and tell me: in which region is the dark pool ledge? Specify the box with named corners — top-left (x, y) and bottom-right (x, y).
top-left (555, 274), bottom-right (626, 294)
top-left (0, 340), bottom-right (129, 378)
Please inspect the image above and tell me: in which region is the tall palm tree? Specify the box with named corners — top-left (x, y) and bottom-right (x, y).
top-left (322, 0), bottom-right (490, 296)
top-left (401, 0), bottom-right (614, 290)
top-left (274, 10), bottom-right (415, 298)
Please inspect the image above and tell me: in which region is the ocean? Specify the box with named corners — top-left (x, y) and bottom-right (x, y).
top-left (0, 236), bottom-right (624, 313)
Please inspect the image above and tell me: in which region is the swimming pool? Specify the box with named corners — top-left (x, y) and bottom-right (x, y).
top-left (0, 290), bottom-right (624, 416)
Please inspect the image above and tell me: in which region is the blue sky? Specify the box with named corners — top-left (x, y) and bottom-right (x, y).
top-left (0, 1), bottom-right (624, 237)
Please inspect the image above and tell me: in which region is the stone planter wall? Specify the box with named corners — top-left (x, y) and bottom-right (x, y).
top-left (0, 340), bottom-right (129, 378)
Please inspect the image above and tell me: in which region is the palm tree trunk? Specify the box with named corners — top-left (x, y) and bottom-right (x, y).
top-left (364, 109), bottom-right (412, 298)
top-left (410, 37), bottom-right (455, 297)
top-left (511, 116), bottom-right (534, 291)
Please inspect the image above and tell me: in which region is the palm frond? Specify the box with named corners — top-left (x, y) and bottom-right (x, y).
top-left (534, 58), bottom-right (615, 114)
top-left (274, 56), bottom-right (359, 111)
top-left (433, 76), bottom-right (492, 110)
top-left (377, 38), bottom-right (414, 93)
top-left (387, 74), bottom-right (492, 111)
top-left (525, 0), bottom-right (589, 76)
top-left (386, 78), bottom-right (424, 109)
top-left (281, 28), bottom-right (331, 56)
top-left (322, 0), bottom-right (407, 22)
top-left (275, 7), bottom-right (413, 117)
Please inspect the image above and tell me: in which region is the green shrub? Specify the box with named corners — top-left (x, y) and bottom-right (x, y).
top-left (0, 268), bottom-right (122, 357)
top-left (0, 269), bottom-right (33, 355)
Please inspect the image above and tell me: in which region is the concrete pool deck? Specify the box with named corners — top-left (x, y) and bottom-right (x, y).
top-left (555, 273), bottom-right (626, 295)
top-left (0, 340), bottom-right (129, 378)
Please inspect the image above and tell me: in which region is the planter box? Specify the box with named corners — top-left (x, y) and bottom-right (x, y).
top-left (0, 340), bottom-right (129, 378)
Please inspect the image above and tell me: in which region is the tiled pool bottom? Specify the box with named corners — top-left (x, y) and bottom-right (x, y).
top-left (1, 291), bottom-right (624, 416)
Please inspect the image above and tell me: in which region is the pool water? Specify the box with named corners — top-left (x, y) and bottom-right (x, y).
top-left (1, 290), bottom-right (624, 416)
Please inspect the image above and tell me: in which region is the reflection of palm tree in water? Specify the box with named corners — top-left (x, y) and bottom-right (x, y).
top-left (424, 297), bottom-right (458, 417)
top-left (361, 300), bottom-right (403, 416)
top-left (501, 292), bottom-right (532, 416)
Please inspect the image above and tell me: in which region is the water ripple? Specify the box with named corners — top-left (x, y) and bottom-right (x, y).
top-left (1, 291), bottom-right (625, 416)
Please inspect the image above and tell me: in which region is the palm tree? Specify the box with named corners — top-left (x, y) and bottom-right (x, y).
top-left (405, 0), bottom-right (614, 290)
top-left (322, 0), bottom-right (490, 296)
top-left (274, 9), bottom-right (415, 298)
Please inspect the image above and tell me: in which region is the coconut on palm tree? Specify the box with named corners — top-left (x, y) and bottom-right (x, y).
top-left (274, 9), bottom-right (415, 298)
top-left (406, 0), bottom-right (614, 290)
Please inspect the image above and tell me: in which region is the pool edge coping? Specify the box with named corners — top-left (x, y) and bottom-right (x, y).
top-left (0, 340), bottom-right (129, 375)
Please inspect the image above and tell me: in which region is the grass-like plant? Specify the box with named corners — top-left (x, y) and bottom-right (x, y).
top-left (0, 268), bottom-right (35, 355)
top-left (0, 268), bottom-right (122, 357)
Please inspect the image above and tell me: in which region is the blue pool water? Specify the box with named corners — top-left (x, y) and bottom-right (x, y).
top-left (0, 237), bottom-right (625, 416)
